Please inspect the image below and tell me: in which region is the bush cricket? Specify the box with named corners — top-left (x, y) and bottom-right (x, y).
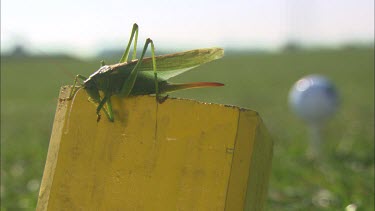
top-left (67, 23), bottom-right (224, 122)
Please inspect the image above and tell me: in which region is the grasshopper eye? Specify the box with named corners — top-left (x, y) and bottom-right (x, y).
top-left (85, 85), bottom-right (100, 101)
top-left (83, 80), bottom-right (96, 89)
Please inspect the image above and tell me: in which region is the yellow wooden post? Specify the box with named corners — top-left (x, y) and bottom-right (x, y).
top-left (37, 86), bottom-right (273, 211)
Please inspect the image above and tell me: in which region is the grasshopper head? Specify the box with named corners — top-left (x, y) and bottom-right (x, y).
top-left (84, 80), bottom-right (101, 103)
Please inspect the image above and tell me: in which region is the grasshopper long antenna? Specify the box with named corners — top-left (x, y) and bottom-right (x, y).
top-left (64, 86), bottom-right (83, 134)
top-left (34, 48), bottom-right (76, 79)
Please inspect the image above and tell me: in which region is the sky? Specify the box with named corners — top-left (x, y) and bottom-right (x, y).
top-left (1, 0), bottom-right (374, 57)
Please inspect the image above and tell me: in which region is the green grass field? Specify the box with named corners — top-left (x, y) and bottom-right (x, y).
top-left (1, 47), bottom-right (374, 210)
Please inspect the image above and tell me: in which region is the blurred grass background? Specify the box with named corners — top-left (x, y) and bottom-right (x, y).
top-left (1, 47), bottom-right (374, 210)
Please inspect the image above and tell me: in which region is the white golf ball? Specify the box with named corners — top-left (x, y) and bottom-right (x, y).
top-left (289, 75), bottom-right (339, 124)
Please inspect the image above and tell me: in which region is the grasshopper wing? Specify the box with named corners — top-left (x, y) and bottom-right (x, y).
top-left (111, 48), bottom-right (224, 80)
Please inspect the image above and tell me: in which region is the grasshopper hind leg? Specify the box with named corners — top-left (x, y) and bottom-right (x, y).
top-left (157, 95), bottom-right (169, 103)
top-left (117, 24), bottom-right (163, 103)
top-left (149, 40), bottom-right (165, 103)
top-left (119, 23), bottom-right (139, 63)
top-left (119, 38), bottom-right (160, 99)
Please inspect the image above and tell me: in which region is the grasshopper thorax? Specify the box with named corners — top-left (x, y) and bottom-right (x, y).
top-left (82, 65), bottom-right (112, 103)
top-left (84, 65), bottom-right (112, 83)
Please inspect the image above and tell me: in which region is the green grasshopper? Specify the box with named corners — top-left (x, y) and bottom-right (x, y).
top-left (68, 23), bottom-right (224, 122)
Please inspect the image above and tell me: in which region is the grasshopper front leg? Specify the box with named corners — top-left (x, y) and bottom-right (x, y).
top-left (95, 94), bottom-right (113, 122)
top-left (84, 79), bottom-right (113, 122)
top-left (86, 95), bottom-right (113, 122)
top-left (65, 74), bottom-right (87, 100)
top-left (94, 80), bottom-right (114, 122)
